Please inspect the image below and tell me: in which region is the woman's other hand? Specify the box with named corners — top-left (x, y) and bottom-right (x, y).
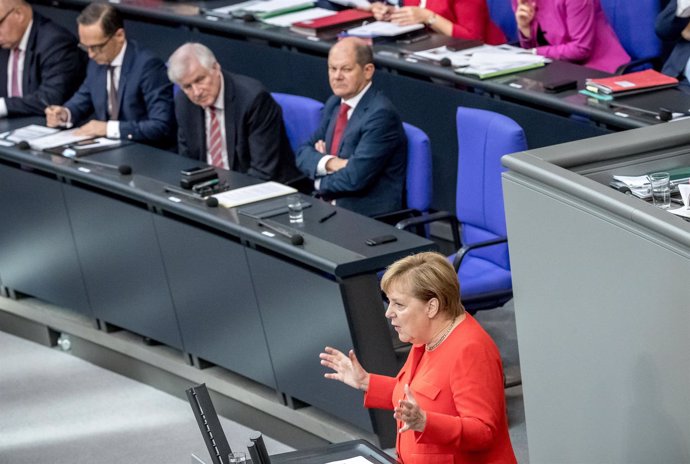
top-left (394, 384), bottom-right (427, 432)
top-left (370, 2), bottom-right (394, 21)
top-left (320, 346), bottom-right (370, 391)
top-left (390, 6), bottom-right (433, 26)
top-left (515, 0), bottom-right (536, 38)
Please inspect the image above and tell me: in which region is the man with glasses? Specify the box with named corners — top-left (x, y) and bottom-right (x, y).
top-left (0, 0), bottom-right (86, 118)
top-left (45, 2), bottom-right (175, 149)
top-left (167, 42), bottom-right (301, 184)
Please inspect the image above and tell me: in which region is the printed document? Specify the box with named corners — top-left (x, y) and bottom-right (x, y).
top-left (212, 181), bottom-right (297, 208)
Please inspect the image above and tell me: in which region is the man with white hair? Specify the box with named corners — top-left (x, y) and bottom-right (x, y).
top-left (168, 43), bottom-right (300, 184)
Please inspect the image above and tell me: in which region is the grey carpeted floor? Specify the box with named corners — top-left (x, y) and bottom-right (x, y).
top-left (0, 330), bottom-right (294, 464)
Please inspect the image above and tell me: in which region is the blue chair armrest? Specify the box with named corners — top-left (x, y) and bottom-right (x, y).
top-left (615, 56), bottom-right (661, 74)
top-left (452, 236), bottom-right (507, 272)
top-left (395, 211), bottom-right (461, 250)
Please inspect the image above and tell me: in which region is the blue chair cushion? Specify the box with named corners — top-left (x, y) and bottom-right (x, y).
top-left (402, 123), bottom-right (432, 213)
top-left (271, 93), bottom-right (323, 153)
top-left (453, 254), bottom-right (513, 298)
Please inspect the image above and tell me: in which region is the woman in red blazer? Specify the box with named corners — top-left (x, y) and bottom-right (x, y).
top-left (369, 0), bottom-right (506, 44)
top-left (320, 252), bottom-right (516, 464)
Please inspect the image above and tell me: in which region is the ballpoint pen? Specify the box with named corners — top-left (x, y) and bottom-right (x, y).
top-left (318, 210), bottom-right (337, 223)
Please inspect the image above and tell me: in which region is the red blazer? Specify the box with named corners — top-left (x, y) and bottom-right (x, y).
top-left (365, 314), bottom-right (516, 464)
top-left (403, 0), bottom-right (506, 44)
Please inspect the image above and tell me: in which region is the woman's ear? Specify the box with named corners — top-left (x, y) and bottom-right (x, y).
top-left (426, 298), bottom-right (439, 318)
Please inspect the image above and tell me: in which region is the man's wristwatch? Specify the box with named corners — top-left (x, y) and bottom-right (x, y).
top-left (425, 13), bottom-right (437, 26)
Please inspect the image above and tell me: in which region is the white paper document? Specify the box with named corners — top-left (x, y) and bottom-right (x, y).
top-left (27, 128), bottom-right (93, 150)
top-left (262, 7), bottom-right (335, 26)
top-left (346, 21), bottom-right (423, 37)
top-left (212, 181), bottom-right (297, 208)
top-left (3, 124), bottom-right (59, 143)
top-left (210, 0), bottom-right (263, 14)
top-left (667, 206), bottom-right (690, 218)
top-left (328, 0), bottom-right (371, 9)
top-left (325, 457), bottom-right (374, 464)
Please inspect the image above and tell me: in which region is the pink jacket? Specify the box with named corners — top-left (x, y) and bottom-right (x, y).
top-left (512, 0), bottom-right (630, 73)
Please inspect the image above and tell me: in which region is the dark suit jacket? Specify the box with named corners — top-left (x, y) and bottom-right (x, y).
top-left (65, 39), bottom-right (175, 149)
top-left (657, 0), bottom-right (690, 80)
top-left (295, 87), bottom-right (406, 217)
top-left (0, 11), bottom-right (86, 117)
top-left (175, 70), bottom-right (300, 184)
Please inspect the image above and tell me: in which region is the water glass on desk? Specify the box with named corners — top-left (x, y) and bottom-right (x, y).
top-left (287, 194), bottom-right (304, 223)
top-left (649, 172), bottom-right (671, 209)
top-left (228, 452), bottom-right (247, 463)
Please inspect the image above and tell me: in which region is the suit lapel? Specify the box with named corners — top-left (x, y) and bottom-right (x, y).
top-left (93, 64), bottom-right (108, 120)
top-left (324, 100), bottom-right (339, 152)
top-left (116, 43), bottom-right (136, 120)
top-left (0, 51), bottom-right (8, 98)
top-left (192, 103), bottom-right (206, 162)
top-left (22, 20), bottom-right (38, 95)
top-left (222, 72), bottom-right (237, 169)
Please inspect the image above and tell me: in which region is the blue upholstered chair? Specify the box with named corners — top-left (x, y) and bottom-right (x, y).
top-left (600, 0), bottom-right (662, 73)
top-left (487, 0), bottom-right (518, 43)
top-left (398, 108), bottom-right (527, 313)
top-left (374, 123), bottom-right (433, 234)
top-left (271, 92), bottom-right (324, 152)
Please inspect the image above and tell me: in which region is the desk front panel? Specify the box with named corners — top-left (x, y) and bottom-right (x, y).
top-left (0, 163), bottom-right (92, 314)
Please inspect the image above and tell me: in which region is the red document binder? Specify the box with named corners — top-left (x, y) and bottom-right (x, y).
top-left (290, 9), bottom-right (373, 36)
top-left (585, 69), bottom-right (678, 96)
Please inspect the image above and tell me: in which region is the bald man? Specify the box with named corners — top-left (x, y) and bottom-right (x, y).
top-left (295, 38), bottom-right (406, 217)
top-left (0, 0), bottom-right (86, 118)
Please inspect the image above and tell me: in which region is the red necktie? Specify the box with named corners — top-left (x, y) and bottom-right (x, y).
top-left (330, 103), bottom-right (350, 157)
top-left (208, 106), bottom-right (224, 168)
top-left (10, 48), bottom-right (21, 97)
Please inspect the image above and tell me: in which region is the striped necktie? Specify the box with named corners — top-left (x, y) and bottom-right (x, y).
top-left (208, 106), bottom-right (224, 168)
top-left (10, 48), bottom-right (21, 97)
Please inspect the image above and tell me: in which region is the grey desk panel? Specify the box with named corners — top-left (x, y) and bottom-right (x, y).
top-left (246, 247), bottom-right (375, 432)
top-left (63, 184), bottom-right (184, 349)
top-left (502, 122), bottom-right (690, 463)
top-left (0, 164), bottom-right (91, 314)
top-left (154, 214), bottom-right (276, 388)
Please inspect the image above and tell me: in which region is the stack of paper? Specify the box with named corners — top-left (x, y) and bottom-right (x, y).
top-left (212, 181), bottom-right (297, 208)
top-left (243, 0), bottom-right (315, 19)
top-left (413, 43), bottom-right (547, 78)
top-left (345, 21), bottom-right (423, 38)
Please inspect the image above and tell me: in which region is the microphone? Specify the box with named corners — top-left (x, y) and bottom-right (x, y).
top-left (66, 153), bottom-right (132, 175)
top-left (205, 196), bottom-right (219, 207)
top-left (16, 140), bottom-right (30, 150)
top-left (258, 220), bottom-right (304, 246)
top-left (248, 432), bottom-right (271, 464)
top-left (439, 57), bottom-right (452, 67)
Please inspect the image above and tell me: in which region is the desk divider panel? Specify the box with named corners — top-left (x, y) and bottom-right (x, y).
top-left (63, 183), bottom-right (184, 349)
top-left (0, 164), bottom-right (91, 315)
top-left (154, 214), bottom-right (277, 388)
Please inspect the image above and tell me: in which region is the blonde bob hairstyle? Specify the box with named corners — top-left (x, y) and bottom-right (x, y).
top-left (381, 252), bottom-right (464, 318)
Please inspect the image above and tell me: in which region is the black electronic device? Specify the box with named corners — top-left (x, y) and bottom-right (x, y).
top-left (180, 166), bottom-right (219, 190)
top-left (185, 384), bottom-right (232, 464)
top-left (366, 235), bottom-right (397, 246)
top-left (544, 79), bottom-right (578, 93)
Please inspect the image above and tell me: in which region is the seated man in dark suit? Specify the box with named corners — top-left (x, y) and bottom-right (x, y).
top-left (0, 0), bottom-right (86, 118)
top-left (45, 2), bottom-right (175, 149)
top-left (657, 0), bottom-right (690, 90)
top-left (295, 37), bottom-right (406, 217)
top-left (167, 42), bottom-right (301, 184)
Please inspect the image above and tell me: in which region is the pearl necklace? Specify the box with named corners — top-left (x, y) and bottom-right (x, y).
top-left (425, 317), bottom-right (456, 352)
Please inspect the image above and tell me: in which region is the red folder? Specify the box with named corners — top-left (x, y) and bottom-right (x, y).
top-left (585, 69), bottom-right (678, 96)
top-left (291, 9), bottom-right (373, 36)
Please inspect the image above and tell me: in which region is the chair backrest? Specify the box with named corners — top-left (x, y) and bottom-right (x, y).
top-left (599, 0), bottom-right (661, 64)
top-left (402, 122), bottom-right (433, 213)
top-left (487, 0), bottom-right (518, 43)
top-left (271, 92), bottom-right (324, 152)
top-left (456, 107), bottom-right (527, 271)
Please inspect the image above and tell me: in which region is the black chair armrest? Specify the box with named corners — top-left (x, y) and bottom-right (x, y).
top-left (395, 211), bottom-right (461, 250)
top-left (452, 236), bottom-right (507, 271)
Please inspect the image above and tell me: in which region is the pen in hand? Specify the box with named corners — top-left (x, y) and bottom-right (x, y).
top-left (319, 210), bottom-right (337, 223)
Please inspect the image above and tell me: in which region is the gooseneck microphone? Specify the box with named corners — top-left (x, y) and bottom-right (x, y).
top-left (258, 220), bottom-right (304, 246)
top-left (67, 156), bottom-right (132, 175)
